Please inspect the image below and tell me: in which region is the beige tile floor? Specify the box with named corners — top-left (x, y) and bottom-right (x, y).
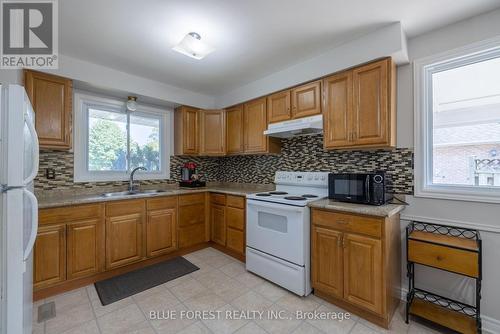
top-left (33, 247), bottom-right (450, 334)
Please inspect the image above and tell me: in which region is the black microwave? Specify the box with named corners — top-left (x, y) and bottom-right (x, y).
top-left (328, 172), bottom-right (391, 206)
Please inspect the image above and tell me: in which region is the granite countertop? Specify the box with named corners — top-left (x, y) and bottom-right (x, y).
top-left (37, 182), bottom-right (275, 209)
top-left (308, 198), bottom-right (405, 217)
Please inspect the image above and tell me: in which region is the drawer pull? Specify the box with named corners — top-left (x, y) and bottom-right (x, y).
top-left (336, 219), bottom-right (349, 224)
top-left (436, 255), bottom-right (443, 261)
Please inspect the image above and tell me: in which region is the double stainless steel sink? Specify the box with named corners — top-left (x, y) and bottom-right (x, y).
top-left (101, 189), bottom-right (167, 197)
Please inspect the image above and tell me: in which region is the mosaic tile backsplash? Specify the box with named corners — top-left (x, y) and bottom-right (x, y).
top-left (36, 134), bottom-right (413, 194)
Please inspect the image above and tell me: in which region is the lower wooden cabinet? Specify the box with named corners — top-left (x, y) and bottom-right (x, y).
top-left (67, 219), bottom-right (100, 280)
top-left (209, 194), bottom-right (246, 256)
top-left (105, 213), bottom-right (143, 269)
top-left (34, 224), bottom-right (66, 290)
top-left (146, 208), bottom-right (177, 257)
top-left (178, 193), bottom-right (207, 248)
top-left (211, 203), bottom-right (226, 246)
top-left (311, 209), bottom-right (400, 329)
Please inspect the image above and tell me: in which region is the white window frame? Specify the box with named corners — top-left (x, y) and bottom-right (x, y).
top-left (414, 36), bottom-right (500, 204)
top-left (73, 92), bottom-right (173, 182)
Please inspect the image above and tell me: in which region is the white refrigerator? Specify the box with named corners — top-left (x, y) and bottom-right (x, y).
top-left (0, 84), bottom-right (40, 334)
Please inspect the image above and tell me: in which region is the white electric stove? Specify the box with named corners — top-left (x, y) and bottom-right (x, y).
top-left (245, 171), bottom-right (329, 296)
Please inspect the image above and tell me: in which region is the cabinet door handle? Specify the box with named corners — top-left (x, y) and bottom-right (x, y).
top-left (342, 236), bottom-right (346, 248)
top-left (336, 219), bottom-right (348, 224)
top-left (353, 131), bottom-right (357, 140)
top-left (337, 236), bottom-right (342, 247)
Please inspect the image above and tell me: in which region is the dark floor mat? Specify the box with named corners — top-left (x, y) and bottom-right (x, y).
top-left (94, 257), bottom-right (199, 305)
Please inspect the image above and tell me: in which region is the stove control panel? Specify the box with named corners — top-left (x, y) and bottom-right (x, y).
top-left (274, 171), bottom-right (329, 187)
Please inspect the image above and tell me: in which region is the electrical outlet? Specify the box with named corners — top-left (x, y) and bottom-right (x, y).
top-left (45, 168), bottom-right (56, 179)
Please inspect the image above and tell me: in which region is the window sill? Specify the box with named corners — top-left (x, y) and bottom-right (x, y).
top-left (415, 185), bottom-right (500, 204)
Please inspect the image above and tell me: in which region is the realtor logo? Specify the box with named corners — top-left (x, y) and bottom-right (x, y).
top-left (1, 0), bottom-right (58, 69)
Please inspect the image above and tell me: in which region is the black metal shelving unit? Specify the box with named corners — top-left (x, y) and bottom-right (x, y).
top-left (405, 221), bottom-right (482, 334)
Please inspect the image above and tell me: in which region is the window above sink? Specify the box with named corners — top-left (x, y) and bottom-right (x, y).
top-left (73, 92), bottom-right (173, 182)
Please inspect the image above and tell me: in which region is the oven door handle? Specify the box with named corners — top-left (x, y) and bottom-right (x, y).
top-left (247, 200), bottom-right (304, 213)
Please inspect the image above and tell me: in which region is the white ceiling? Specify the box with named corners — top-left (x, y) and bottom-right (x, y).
top-left (60, 0), bottom-right (500, 96)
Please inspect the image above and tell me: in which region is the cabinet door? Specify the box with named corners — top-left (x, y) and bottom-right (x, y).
top-left (311, 226), bottom-right (343, 298)
top-left (291, 81), bottom-right (321, 119)
top-left (105, 213), bottom-right (143, 269)
top-left (210, 204), bottom-right (226, 246)
top-left (226, 105), bottom-right (244, 154)
top-left (67, 219), bottom-right (100, 280)
top-left (243, 98), bottom-right (268, 153)
top-left (226, 228), bottom-right (244, 255)
top-left (34, 224), bottom-right (66, 290)
top-left (343, 233), bottom-right (383, 315)
top-left (323, 72), bottom-right (353, 149)
top-left (200, 109), bottom-right (226, 155)
top-left (146, 208), bottom-right (177, 257)
top-left (183, 107), bottom-right (199, 154)
top-left (351, 59), bottom-right (389, 146)
top-left (24, 70), bottom-right (72, 149)
top-left (267, 90), bottom-right (291, 123)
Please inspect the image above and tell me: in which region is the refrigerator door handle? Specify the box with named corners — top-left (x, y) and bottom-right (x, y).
top-left (23, 110), bottom-right (39, 186)
top-left (23, 189), bottom-right (38, 261)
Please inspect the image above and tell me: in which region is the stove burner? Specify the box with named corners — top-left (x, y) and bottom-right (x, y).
top-left (284, 196), bottom-right (307, 201)
top-left (269, 191), bottom-right (288, 195)
top-left (256, 193), bottom-right (272, 197)
top-left (302, 194), bottom-right (318, 198)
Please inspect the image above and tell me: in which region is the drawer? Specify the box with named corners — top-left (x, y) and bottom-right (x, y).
top-left (39, 204), bottom-right (103, 225)
top-left (408, 240), bottom-right (479, 277)
top-left (146, 196), bottom-right (177, 210)
top-left (312, 209), bottom-right (382, 238)
top-left (178, 203), bottom-right (205, 227)
top-left (178, 224), bottom-right (206, 248)
top-left (226, 207), bottom-right (244, 230)
top-left (226, 195), bottom-right (245, 209)
top-left (210, 193), bottom-right (226, 205)
top-left (179, 193), bottom-right (205, 206)
top-left (226, 228), bottom-right (244, 254)
top-left (105, 199), bottom-right (145, 217)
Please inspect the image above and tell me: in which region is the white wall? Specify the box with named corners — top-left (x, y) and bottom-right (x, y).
top-left (396, 8), bottom-right (500, 332)
top-left (215, 22), bottom-right (409, 108)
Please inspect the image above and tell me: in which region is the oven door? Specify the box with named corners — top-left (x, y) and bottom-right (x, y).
top-left (246, 199), bottom-right (308, 266)
top-left (329, 174), bottom-right (371, 203)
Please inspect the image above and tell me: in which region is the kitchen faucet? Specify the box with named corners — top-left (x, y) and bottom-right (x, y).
top-left (129, 166), bottom-right (147, 192)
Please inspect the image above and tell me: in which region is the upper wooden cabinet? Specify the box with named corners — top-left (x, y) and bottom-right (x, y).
top-left (200, 109), bottom-right (226, 156)
top-left (24, 70), bottom-right (73, 150)
top-left (226, 105), bottom-right (244, 155)
top-left (291, 80), bottom-right (322, 119)
top-left (174, 106), bottom-right (199, 155)
top-left (267, 81), bottom-right (321, 124)
top-left (244, 98), bottom-right (280, 154)
top-left (323, 58), bottom-right (396, 150)
top-left (267, 90), bottom-right (291, 123)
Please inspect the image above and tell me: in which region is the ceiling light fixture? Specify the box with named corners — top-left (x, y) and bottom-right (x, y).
top-left (172, 32), bottom-right (215, 60)
top-left (126, 96), bottom-right (138, 111)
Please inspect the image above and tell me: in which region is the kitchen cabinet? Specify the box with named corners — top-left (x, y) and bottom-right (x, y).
top-left (210, 204), bottom-right (226, 246)
top-left (267, 90), bottom-right (291, 123)
top-left (178, 193), bottom-right (207, 248)
top-left (291, 81), bottom-right (322, 119)
top-left (267, 81), bottom-right (321, 124)
top-left (66, 219), bottom-right (100, 280)
top-left (174, 106), bottom-right (199, 155)
top-left (34, 224), bottom-right (66, 290)
top-left (146, 197), bottom-right (178, 257)
top-left (226, 105), bottom-right (245, 154)
top-left (209, 194), bottom-right (246, 256)
top-left (105, 200), bottom-right (145, 270)
top-left (24, 70), bottom-right (73, 150)
top-left (311, 208), bottom-right (400, 328)
top-left (35, 203), bottom-right (104, 290)
top-left (323, 58), bottom-right (396, 149)
top-left (244, 98), bottom-right (281, 154)
top-left (200, 109), bottom-right (226, 155)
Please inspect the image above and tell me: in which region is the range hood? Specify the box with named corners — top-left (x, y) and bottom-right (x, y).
top-left (264, 114), bottom-right (323, 138)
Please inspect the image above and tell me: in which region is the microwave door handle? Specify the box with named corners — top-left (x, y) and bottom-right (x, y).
top-left (365, 175), bottom-right (370, 203)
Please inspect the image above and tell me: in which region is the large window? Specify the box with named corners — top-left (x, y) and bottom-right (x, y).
top-left (415, 38), bottom-right (500, 203)
top-left (74, 93), bottom-right (171, 182)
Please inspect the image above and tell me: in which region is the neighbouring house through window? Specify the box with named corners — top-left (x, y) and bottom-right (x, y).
top-left (74, 93), bottom-right (172, 182)
top-left (415, 38), bottom-right (500, 203)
